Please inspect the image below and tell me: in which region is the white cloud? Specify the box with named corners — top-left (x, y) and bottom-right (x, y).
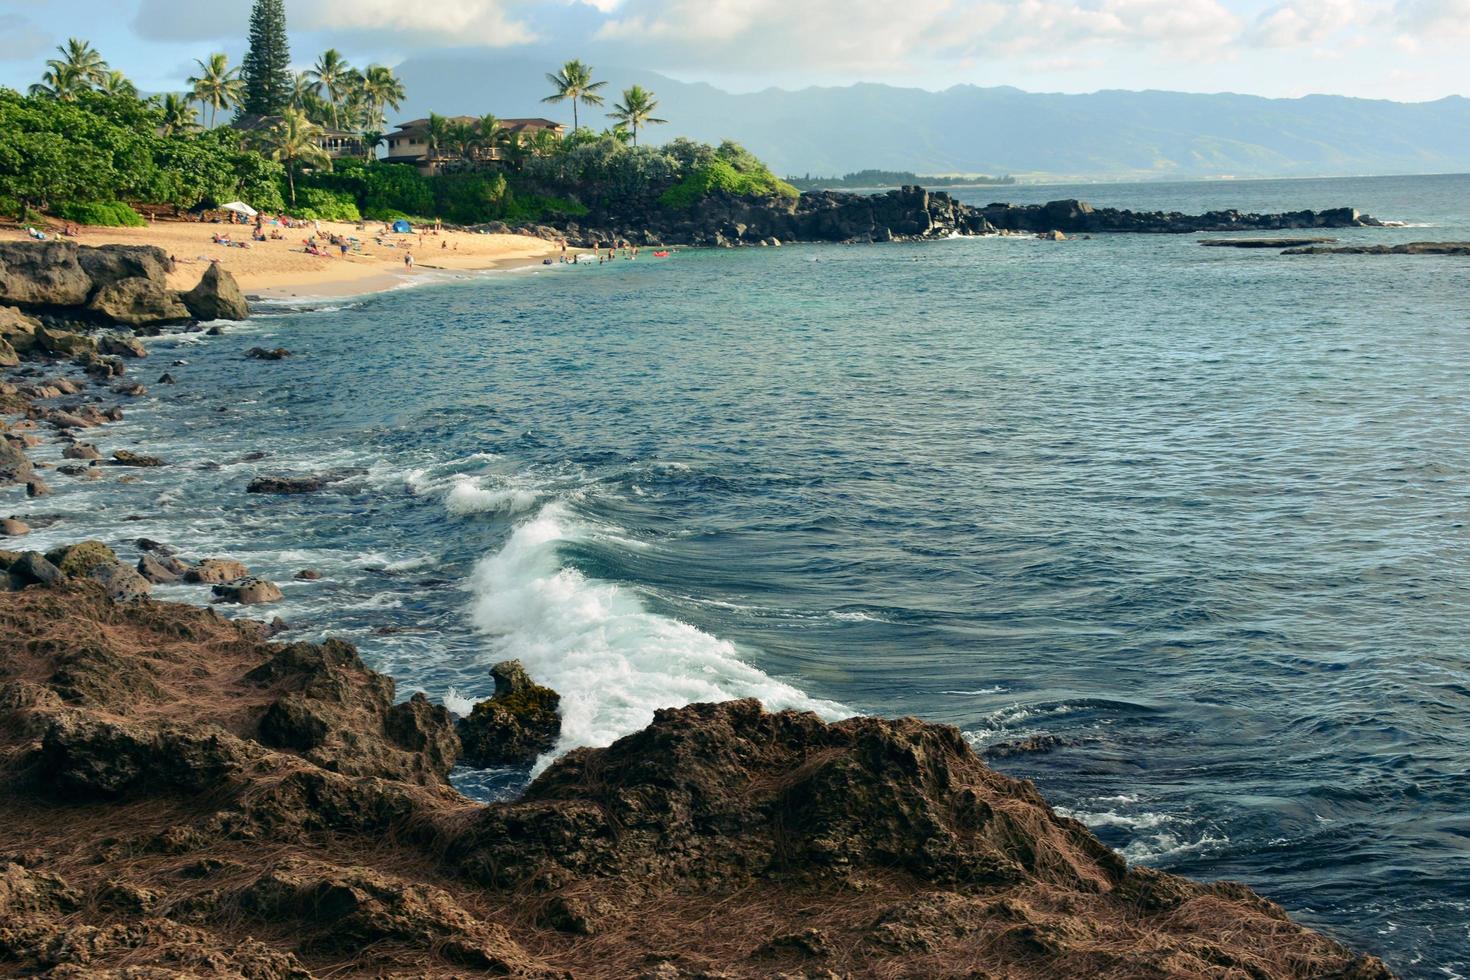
top-left (1393, 0), bottom-right (1470, 36)
top-left (1246, 0), bottom-right (1370, 47)
top-left (131, 0), bottom-right (535, 45)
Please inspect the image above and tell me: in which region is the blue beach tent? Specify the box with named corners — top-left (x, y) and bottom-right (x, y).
top-left (392, 219), bottom-right (413, 233)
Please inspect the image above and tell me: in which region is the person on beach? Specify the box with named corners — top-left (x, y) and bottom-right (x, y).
top-left (405, 252), bottom-right (414, 270)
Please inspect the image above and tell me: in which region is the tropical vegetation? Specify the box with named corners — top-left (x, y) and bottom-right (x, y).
top-left (3, 2), bottom-right (796, 229)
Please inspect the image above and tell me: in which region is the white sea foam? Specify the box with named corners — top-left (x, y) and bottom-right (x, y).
top-left (466, 501), bottom-right (848, 770)
top-left (445, 478), bottom-right (540, 516)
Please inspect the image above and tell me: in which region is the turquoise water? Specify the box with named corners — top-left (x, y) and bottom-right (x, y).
top-left (12, 173), bottom-right (1470, 976)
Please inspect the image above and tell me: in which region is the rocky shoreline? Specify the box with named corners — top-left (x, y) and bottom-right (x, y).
top-left (0, 241), bottom-right (1393, 977)
top-left (489, 186), bottom-right (1374, 248)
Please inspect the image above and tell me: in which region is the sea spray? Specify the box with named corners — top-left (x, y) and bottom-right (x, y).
top-left (465, 501), bottom-right (847, 767)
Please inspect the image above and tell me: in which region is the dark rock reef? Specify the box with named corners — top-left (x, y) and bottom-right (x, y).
top-left (1282, 241), bottom-right (1470, 255)
top-left (525, 186), bottom-right (1369, 248)
top-left (0, 240), bottom-right (249, 332)
top-left (456, 659), bottom-right (562, 766)
top-left (0, 576), bottom-right (1392, 978)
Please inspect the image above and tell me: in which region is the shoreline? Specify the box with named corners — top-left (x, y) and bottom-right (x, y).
top-left (0, 219), bottom-right (563, 301)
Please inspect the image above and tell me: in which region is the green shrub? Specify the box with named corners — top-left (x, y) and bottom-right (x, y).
top-left (56, 200), bottom-right (147, 227)
top-left (657, 143), bottom-right (797, 210)
top-left (288, 186), bottom-right (360, 222)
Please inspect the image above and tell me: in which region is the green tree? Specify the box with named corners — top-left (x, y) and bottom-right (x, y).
top-left (360, 129), bottom-right (385, 161)
top-left (188, 54), bottom-right (242, 128)
top-left (240, 0), bottom-right (292, 116)
top-left (477, 114), bottom-right (510, 161)
top-left (159, 93), bottom-right (199, 136)
top-left (54, 39), bottom-right (109, 86)
top-left (607, 85), bottom-right (666, 146)
top-left (306, 49), bottom-right (353, 130)
top-left (424, 112), bottom-right (450, 161)
top-left (360, 65), bottom-right (405, 130)
top-left (446, 119), bottom-right (479, 161)
top-left (29, 63), bottom-right (86, 101)
top-left (258, 108), bottom-right (330, 206)
top-left (96, 70), bottom-right (137, 99)
top-left (542, 59), bottom-right (606, 133)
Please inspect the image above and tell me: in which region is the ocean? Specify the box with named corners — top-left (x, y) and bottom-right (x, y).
top-left (14, 172), bottom-right (1469, 976)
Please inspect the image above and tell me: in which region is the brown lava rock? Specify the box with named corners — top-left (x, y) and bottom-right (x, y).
top-left (456, 659), bottom-right (562, 767)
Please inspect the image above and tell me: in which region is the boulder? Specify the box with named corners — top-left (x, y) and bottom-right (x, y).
top-left (111, 449), bottom-right (165, 467)
top-left (34, 325), bottom-right (97, 358)
top-left (212, 576), bottom-right (284, 604)
top-left (246, 347), bottom-right (291, 360)
top-left (1, 517), bottom-right (29, 536)
top-left (0, 439), bottom-right (34, 485)
top-left (63, 442), bottom-right (102, 460)
top-left (24, 479), bottom-right (49, 497)
top-left (180, 263), bottom-right (249, 321)
top-left (247, 475), bottom-right (326, 494)
top-left (44, 541), bottom-right (118, 577)
top-left (0, 241), bottom-right (92, 307)
top-left (294, 569), bottom-right (322, 580)
top-left (87, 277), bottom-right (191, 328)
top-left (456, 660), bottom-right (561, 767)
top-left (8, 551), bottom-right (65, 588)
top-left (184, 558), bottom-right (250, 584)
top-left (88, 561), bottom-right (152, 602)
top-left (75, 244), bottom-right (173, 292)
top-left (0, 306), bottom-right (41, 354)
top-left (98, 332), bottom-right (147, 358)
top-left (0, 337), bottom-right (17, 367)
top-left (136, 553), bottom-right (184, 584)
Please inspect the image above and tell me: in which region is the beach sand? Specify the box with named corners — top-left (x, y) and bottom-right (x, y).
top-left (0, 219), bottom-right (562, 299)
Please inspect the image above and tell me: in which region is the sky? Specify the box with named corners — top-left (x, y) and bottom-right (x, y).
top-left (1, 0), bottom-right (1465, 103)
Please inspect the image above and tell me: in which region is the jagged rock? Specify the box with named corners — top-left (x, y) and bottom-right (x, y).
top-left (293, 569), bottom-right (322, 580)
top-left (0, 241), bottom-right (92, 307)
top-left (156, 372), bottom-right (175, 384)
top-left (63, 443), bottom-right (102, 460)
top-left (98, 333), bottom-right (147, 358)
top-left (0, 305), bottom-right (42, 355)
top-left (180, 263), bottom-right (250, 321)
top-left (25, 478), bottom-right (50, 497)
top-left (183, 558), bottom-right (250, 584)
top-left (87, 561), bottom-right (151, 602)
top-left (1, 517), bottom-right (29, 536)
top-left (135, 538), bottom-right (174, 555)
top-left (212, 576), bottom-right (283, 604)
top-left (111, 449), bottom-right (164, 467)
top-left (44, 541), bottom-right (118, 577)
top-left (34, 325), bottom-right (97, 358)
top-left (87, 277), bottom-right (190, 328)
top-left (111, 381), bottom-right (147, 396)
top-left (385, 692), bottom-right (460, 778)
top-left (247, 474), bottom-right (325, 494)
top-left (246, 346), bottom-right (291, 361)
top-left (0, 337), bottom-right (16, 367)
top-left (39, 711), bottom-right (257, 799)
top-left (456, 660), bottom-right (561, 767)
top-left (74, 244), bottom-right (173, 291)
top-left (0, 438), bottom-right (34, 485)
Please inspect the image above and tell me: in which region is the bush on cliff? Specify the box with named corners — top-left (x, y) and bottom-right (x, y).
top-left (287, 186), bottom-right (360, 222)
top-left (659, 142), bottom-right (798, 210)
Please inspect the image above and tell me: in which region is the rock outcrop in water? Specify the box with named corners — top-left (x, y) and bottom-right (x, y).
top-left (0, 573), bottom-right (1392, 977)
top-left (0, 241), bottom-right (249, 329)
top-left (518, 186), bottom-right (1368, 248)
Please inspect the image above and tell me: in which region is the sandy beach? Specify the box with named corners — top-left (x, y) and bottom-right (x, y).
top-left (0, 219), bottom-right (561, 299)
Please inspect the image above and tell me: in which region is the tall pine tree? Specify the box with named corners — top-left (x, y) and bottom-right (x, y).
top-left (240, 0), bottom-right (292, 117)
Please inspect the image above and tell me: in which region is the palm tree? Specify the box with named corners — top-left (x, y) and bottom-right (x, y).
top-left (608, 85), bottom-right (667, 147)
top-left (29, 63), bottom-right (86, 101)
top-left (446, 119), bottom-right (479, 161)
top-left (188, 54), bottom-right (243, 128)
top-left (360, 129), bottom-right (385, 161)
top-left (289, 71), bottom-right (321, 111)
top-left (55, 38), bottom-right (108, 86)
top-left (96, 70), bottom-right (138, 99)
top-left (159, 93), bottom-right (199, 136)
top-left (424, 112), bottom-right (450, 162)
top-left (360, 65), bottom-right (405, 130)
top-left (542, 59), bottom-right (606, 133)
top-left (259, 109), bottom-right (330, 206)
top-left (306, 49), bottom-right (353, 130)
top-left (477, 114), bottom-right (510, 161)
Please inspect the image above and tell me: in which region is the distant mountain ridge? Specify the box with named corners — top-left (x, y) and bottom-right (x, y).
top-left (392, 53), bottom-right (1470, 180)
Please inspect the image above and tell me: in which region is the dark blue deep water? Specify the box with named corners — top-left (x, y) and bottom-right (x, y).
top-left (13, 173), bottom-right (1470, 976)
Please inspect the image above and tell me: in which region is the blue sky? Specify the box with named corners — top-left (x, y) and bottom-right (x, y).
top-left (2, 0), bottom-right (1465, 102)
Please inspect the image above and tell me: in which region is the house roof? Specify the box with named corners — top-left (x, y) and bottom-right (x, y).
top-left (387, 116), bottom-right (564, 139)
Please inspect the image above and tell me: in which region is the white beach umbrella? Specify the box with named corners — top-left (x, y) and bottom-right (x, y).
top-left (220, 201), bottom-right (258, 217)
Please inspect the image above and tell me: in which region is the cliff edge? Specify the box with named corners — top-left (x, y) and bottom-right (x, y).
top-left (0, 582), bottom-right (1391, 978)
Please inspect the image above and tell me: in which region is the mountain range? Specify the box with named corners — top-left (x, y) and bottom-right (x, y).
top-left (391, 54), bottom-right (1470, 180)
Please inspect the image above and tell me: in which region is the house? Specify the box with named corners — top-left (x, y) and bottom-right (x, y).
top-left (231, 114), bottom-right (364, 159)
top-left (383, 116), bottom-right (565, 175)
